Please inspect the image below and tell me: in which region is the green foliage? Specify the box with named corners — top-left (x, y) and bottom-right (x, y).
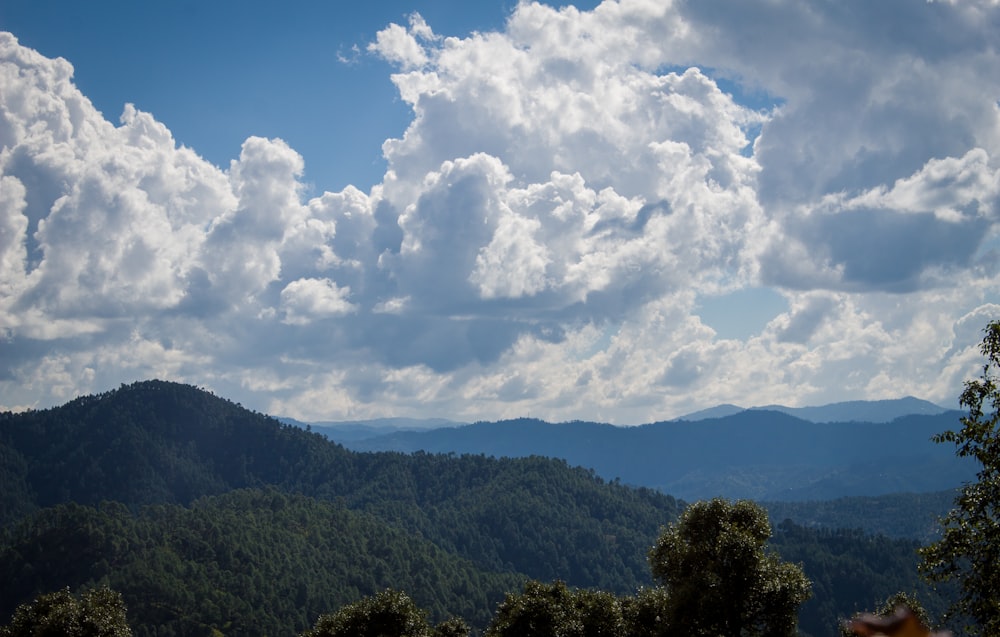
top-left (0, 490), bottom-right (522, 635)
top-left (301, 590), bottom-right (472, 637)
top-left (430, 616), bottom-right (470, 637)
top-left (0, 380), bottom-right (682, 598)
top-left (770, 521), bottom-right (951, 637)
top-left (838, 592), bottom-right (936, 637)
top-left (648, 498), bottom-right (812, 637)
top-left (0, 586), bottom-right (131, 637)
top-left (572, 589), bottom-right (625, 637)
top-left (763, 490), bottom-right (957, 542)
top-left (619, 587), bottom-right (671, 637)
top-left (0, 380), bottom-right (969, 636)
top-left (873, 592), bottom-right (933, 629)
top-left (485, 580), bottom-right (624, 637)
top-left (920, 319), bottom-right (1000, 635)
top-left (302, 589), bottom-right (431, 637)
top-left (485, 580), bottom-right (581, 637)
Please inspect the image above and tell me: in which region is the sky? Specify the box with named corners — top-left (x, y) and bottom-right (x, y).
top-left (1, 0), bottom-right (999, 423)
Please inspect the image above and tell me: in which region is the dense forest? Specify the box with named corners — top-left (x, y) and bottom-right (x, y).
top-left (762, 491), bottom-right (956, 542)
top-left (0, 381), bottom-right (961, 636)
top-left (0, 490), bottom-right (525, 634)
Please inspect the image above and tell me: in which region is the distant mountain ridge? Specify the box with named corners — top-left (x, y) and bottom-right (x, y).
top-left (678, 396), bottom-right (949, 423)
top-left (287, 396), bottom-right (950, 434)
top-left (0, 381), bottom-right (961, 637)
top-left (278, 416), bottom-right (466, 442)
top-left (338, 409), bottom-right (973, 501)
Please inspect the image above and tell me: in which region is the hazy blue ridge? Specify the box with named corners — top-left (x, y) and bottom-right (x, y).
top-left (0, 381), bottom-right (961, 636)
top-left (676, 403), bottom-right (746, 421)
top-left (747, 396), bottom-right (949, 423)
top-left (278, 416), bottom-right (469, 442)
top-left (676, 396), bottom-right (949, 423)
top-left (339, 410), bottom-right (974, 501)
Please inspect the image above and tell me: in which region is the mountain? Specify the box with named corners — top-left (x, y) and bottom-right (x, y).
top-left (0, 381), bottom-right (959, 636)
top-left (343, 410), bottom-right (975, 501)
top-left (677, 403), bottom-right (746, 421)
top-left (313, 417), bottom-right (462, 430)
top-left (0, 490), bottom-right (525, 634)
top-left (679, 396), bottom-right (949, 423)
top-left (0, 381), bottom-right (682, 630)
top-left (748, 396), bottom-right (950, 423)
top-left (278, 416), bottom-right (466, 442)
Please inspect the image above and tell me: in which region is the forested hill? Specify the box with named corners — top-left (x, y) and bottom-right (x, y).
top-left (0, 489), bottom-right (529, 633)
top-left (340, 411), bottom-right (975, 500)
top-left (0, 381), bottom-right (963, 636)
top-left (0, 381), bottom-right (682, 601)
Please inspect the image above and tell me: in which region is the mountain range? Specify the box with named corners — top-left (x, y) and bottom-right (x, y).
top-left (677, 396), bottom-right (949, 423)
top-left (277, 416), bottom-right (464, 442)
top-left (310, 401), bottom-right (972, 501)
top-left (0, 382), bottom-right (968, 635)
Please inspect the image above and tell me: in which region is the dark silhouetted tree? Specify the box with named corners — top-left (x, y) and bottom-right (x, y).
top-left (484, 580), bottom-right (625, 637)
top-left (0, 587), bottom-right (131, 637)
top-left (301, 589), bottom-right (431, 637)
top-left (920, 319), bottom-right (1000, 635)
top-left (648, 498), bottom-right (812, 637)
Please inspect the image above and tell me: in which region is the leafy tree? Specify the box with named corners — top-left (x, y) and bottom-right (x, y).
top-left (648, 498), bottom-right (811, 637)
top-left (301, 589), bottom-right (432, 637)
top-left (920, 319), bottom-right (1000, 635)
top-left (619, 587), bottom-right (671, 637)
top-left (0, 587), bottom-right (131, 637)
top-left (573, 589), bottom-right (625, 637)
top-left (840, 592), bottom-right (935, 637)
top-left (484, 580), bottom-right (625, 637)
top-left (485, 580), bottom-right (585, 637)
top-left (431, 616), bottom-right (470, 637)
top-left (872, 593), bottom-right (934, 631)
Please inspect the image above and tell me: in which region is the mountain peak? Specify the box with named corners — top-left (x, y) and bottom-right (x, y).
top-left (679, 396), bottom-right (950, 423)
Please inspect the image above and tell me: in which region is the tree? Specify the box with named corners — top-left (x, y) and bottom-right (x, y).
top-left (431, 616), bottom-right (470, 637)
top-left (648, 498), bottom-right (812, 637)
top-left (485, 580), bottom-right (585, 637)
top-left (0, 587), bottom-right (131, 637)
top-left (573, 589), bottom-right (625, 637)
top-left (484, 580), bottom-right (625, 637)
top-left (920, 319), bottom-right (1000, 635)
top-left (840, 592), bottom-right (935, 637)
top-left (301, 589), bottom-right (431, 637)
top-left (620, 587), bottom-right (671, 637)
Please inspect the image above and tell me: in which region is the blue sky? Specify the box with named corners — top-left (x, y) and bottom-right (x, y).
top-left (0, 1), bottom-right (543, 193)
top-left (0, 0), bottom-right (998, 422)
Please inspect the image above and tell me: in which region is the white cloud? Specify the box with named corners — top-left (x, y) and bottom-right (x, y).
top-left (0, 175), bottom-right (27, 296)
top-left (280, 277), bottom-right (356, 325)
top-left (368, 14), bottom-right (433, 70)
top-left (871, 149), bottom-right (1000, 222)
top-left (2, 0), bottom-right (1000, 421)
top-left (471, 212), bottom-right (549, 299)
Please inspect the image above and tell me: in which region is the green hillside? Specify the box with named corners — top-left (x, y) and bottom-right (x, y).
top-left (0, 489), bottom-right (524, 635)
top-left (763, 491), bottom-right (957, 542)
top-left (341, 411), bottom-right (974, 501)
top-left (0, 381), bottom-right (962, 636)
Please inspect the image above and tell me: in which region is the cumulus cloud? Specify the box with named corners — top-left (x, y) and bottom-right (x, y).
top-left (280, 278), bottom-right (356, 325)
top-left (367, 13), bottom-right (435, 70)
top-left (761, 148), bottom-right (1000, 292)
top-left (2, 0), bottom-right (1000, 421)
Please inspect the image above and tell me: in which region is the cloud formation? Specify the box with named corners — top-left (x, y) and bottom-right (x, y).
top-left (1, 0), bottom-right (1000, 422)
